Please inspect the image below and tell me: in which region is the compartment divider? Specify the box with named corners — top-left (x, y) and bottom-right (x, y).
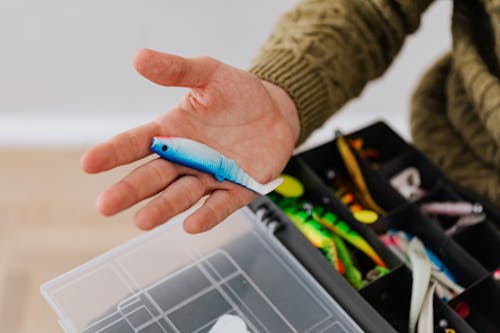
top-left (359, 265), bottom-right (412, 332)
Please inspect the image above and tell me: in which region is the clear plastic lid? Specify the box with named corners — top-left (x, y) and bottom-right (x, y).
top-left (41, 207), bottom-right (363, 333)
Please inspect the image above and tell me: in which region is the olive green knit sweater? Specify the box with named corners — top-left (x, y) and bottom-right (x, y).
top-left (250, 0), bottom-right (500, 205)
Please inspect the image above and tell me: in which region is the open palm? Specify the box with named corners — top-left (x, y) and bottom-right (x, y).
top-left (81, 49), bottom-right (299, 233)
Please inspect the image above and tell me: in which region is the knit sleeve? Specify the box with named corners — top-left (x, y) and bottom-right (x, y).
top-left (249, 0), bottom-right (434, 144)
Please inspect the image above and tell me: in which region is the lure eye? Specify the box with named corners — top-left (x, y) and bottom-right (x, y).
top-left (162, 145), bottom-right (168, 152)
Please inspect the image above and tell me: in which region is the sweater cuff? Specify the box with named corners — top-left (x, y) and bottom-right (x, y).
top-left (249, 50), bottom-right (331, 145)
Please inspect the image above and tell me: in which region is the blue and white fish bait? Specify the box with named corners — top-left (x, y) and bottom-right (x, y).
top-left (151, 137), bottom-right (283, 195)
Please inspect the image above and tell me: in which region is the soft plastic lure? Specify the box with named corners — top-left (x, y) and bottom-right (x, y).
top-left (274, 174), bottom-right (304, 198)
top-left (420, 201), bottom-right (483, 216)
top-left (312, 207), bottom-right (387, 268)
top-left (417, 282), bottom-right (437, 333)
top-left (407, 237), bottom-right (432, 333)
top-left (284, 209), bottom-right (344, 273)
top-left (272, 195), bottom-right (386, 271)
top-left (336, 136), bottom-right (386, 214)
top-left (151, 137), bottom-right (283, 195)
top-left (381, 230), bottom-right (463, 297)
top-left (444, 213), bottom-right (486, 237)
top-left (333, 234), bottom-right (363, 289)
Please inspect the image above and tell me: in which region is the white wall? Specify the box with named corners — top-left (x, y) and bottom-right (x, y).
top-left (0, 0), bottom-right (451, 149)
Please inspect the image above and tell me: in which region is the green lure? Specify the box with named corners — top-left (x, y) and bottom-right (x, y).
top-left (333, 235), bottom-right (364, 289)
top-left (312, 206), bottom-right (387, 268)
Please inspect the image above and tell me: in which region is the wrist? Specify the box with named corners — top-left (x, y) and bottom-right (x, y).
top-left (261, 80), bottom-right (300, 144)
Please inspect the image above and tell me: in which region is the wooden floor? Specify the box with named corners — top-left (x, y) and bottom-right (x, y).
top-left (0, 149), bottom-right (143, 333)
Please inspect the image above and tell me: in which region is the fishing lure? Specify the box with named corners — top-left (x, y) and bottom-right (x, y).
top-left (274, 174), bottom-right (304, 198)
top-left (365, 265), bottom-right (390, 282)
top-left (381, 230), bottom-right (463, 298)
top-left (335, 182), bottom-right (379, 224)
top-left (389, 167), bottom-right (426, 201)
top-left (281, 205), bottom-right (344, 273)
top-left (312, 207), bottom-right (387, 268)
top-left (444, 213), bottom-right (486, 237)
top-left (270, 196), bottom-right (345, 272)
top-left (417, 282), bottom-right (437, 333)
top-left (151, 137), bottom-right (282, 195)
top-left (420, 201), bottom-right (483, 216)
top-left (333, 235), bottom-right (364, 289)
top-left (424, 247), bottom-right (457, 284)
top-left (348, 138), bottom-right (381, 161)
top-left (336, 136), bottom-right (386, 214)
top-left (273, 195), bottom-right (386, 270)
top-left (407, 237), bottom-right (432, 333)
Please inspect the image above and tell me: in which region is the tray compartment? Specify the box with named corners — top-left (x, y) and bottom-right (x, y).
top-left (298, 139), bottom-right (406, 215)
top-left (432, 296), bottom-right (476, 333)
top-left (377, 150), bottom-right (445, 200)
top-left (346, 121), bottom-right (413, 165)
top-left (415, 183), bottom-right (500, 272)
top-left (448, 275), bottom-right (500, 332)
top-left (271, 158), bottom-right (402, 278)
top-left (380, 204), bottom-right (489, 287)
top-left (452, 222), bottom-right (500, 272)
top-left (359, 266), bottom-right (411, 332)
top-left (358, 261), bottom-right (478, 333)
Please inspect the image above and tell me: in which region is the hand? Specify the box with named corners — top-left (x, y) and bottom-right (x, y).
top-left (81, 48), bottom-right (299, 233)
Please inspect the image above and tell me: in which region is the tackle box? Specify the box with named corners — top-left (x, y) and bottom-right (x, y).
top-left (42, 121), bottom-right (500, 333)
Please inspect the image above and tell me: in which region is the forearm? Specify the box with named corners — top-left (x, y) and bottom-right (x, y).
top-left (250, 0), bottom-right (434, 144)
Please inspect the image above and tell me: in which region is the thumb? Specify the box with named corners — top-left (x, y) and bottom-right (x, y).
top-left (133, 48), bottom-right (218, 88)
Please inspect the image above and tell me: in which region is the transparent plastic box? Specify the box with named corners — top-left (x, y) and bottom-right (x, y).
top-left (41, 207), bottom-right (363, 333)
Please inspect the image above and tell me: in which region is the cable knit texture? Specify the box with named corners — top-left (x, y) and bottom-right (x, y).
top-left (250, 0), bottom-right (499, 205)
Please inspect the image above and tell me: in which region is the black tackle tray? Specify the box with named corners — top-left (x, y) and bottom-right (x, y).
top-left (251, 121), bottom-right (500, 333)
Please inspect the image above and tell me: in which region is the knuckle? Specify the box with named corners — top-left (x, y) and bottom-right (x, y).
top-left (204, 203), bottom-right (220, 228)
top-left (178, 177), bottom-right (197, 203)
top-left (154, 194), bottom-right (174, 220)
top-left (170, 60), bottom-right (187, 84)
top-left (198, 55), bottom-right (221, 75)
top-left (149, 159), bottom-right (173, 187)
top-left (199, 173), bottom-right (217, 192)
top-left (118, 178), bottom-right (138, 202)
top-left (198, 55), bottom-right (217, 66)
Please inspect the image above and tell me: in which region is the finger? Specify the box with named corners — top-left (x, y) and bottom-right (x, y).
top-left (81, 121), bottom-right (160, 173)
top-left (96, 158), bottom-right (185, 216)
top-left (134, 174), bottom-right (211, 230)
top-left (183, 188), bottom-right (257, 234)
top-left (133, 48), bottom-right (218, 88)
